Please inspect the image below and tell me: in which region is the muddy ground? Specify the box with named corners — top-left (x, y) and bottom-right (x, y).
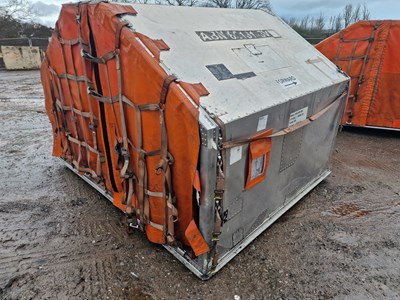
top-left (0, 70), bottom-right (399, 300)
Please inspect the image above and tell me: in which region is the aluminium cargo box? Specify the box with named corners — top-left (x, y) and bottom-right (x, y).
top-left (41, 2), bottom-right (349, 279)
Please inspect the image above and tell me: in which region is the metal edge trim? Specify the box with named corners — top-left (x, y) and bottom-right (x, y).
top-left (162, 245), bottom-right (206, 279)
top-left (344, 124), bottom-right (400, 132)
top-left (58, 157), bottom-right (114, 203)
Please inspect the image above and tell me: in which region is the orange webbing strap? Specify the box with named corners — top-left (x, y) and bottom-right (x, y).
top-left (66, 31), bottom-right (94, 174)
top-left (81, 50), bottom-right (116, 64)
top-left (56, 31), bottom-right (84, 169)
top-left (122, 95), bottom-right (161, 228)
top-left (46, 59), bottom-right (69, 159)
top-left (58, 36), bottom-right (87, 46)
top-left (79, 16), bottom-right (137, 227)
top-left (77, 3), bottom-right (102, 178)
top-left (48, 5), bottom-right (101, 179)
top-left (165, 152), bottom-right (178, 244)
top-left (55, 73), bottom-right (92, 83)
top-left (115, 21), bottom-right (129, 50)
top-left (123, 98), bottom-right (160, 226)
top-left (156, 74), bottom-right (179, 245)
top-left (126, 96), bottom-right (146, 226)
top-left (111, 21), bottom-right (137, 225)
top-left (55, 99), bottom-right (96, 120)
top-left (221, 92), bottom-right (347, 149)
top-left (115, 63), bottom-right (128, 174)
top-left (137, 150), bottom-right (146, 225)
top-left (48, 65), bottom-right (77, 161)
top-left (211, 170), bottom-right (224, 269)
top-left (52, 24), bottom-right (101, 179)
top-left (87, 89), bottom-right (119, 104)
top-left (83, 49), bottom-right (121, 160)
top-left (209, 116), bottom-right (226, 270)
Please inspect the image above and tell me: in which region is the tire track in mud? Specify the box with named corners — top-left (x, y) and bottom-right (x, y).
top-left (0, 194), bottom-right (150, 299)
top-left (0, 71), bottom-right (151, 299)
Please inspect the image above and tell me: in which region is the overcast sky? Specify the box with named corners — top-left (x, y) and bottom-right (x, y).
top-left (273, 0), bottom-right (399, 20)
top-left (31, 0), bottom-right (400, 27)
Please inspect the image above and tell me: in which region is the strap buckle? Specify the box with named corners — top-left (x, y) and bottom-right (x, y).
top-left (125, 213), bottom-right (140, 232)
top-left (212, 232), bottom-right (221, 242)
top-left (120, 147), bottom-right (129, 160)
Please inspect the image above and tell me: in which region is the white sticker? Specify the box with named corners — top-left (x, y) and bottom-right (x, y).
top-left (275, 75), bottom-right (301, 89)
top-left (251, 155), bottom-right (265, 180)
top-left (257, 115), bottom-right (268, 131)
top-left (288, 107), bottom-right (308, 127)
top-left (230, 146), bottom-right (243, 165)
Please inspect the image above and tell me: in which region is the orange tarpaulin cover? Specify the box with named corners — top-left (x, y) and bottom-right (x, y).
top-left (316, 20), bottom-right (400, 129)
top-left (41, 2), bottom-right (209, 253)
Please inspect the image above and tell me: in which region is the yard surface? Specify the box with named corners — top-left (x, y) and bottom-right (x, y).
top-left (0, 70), bottom-right (399, 299)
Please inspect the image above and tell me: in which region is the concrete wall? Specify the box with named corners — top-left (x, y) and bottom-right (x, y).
top-left (0, 46), bottom-right (42, 70)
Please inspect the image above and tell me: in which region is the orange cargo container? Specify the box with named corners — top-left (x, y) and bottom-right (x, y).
top-left (41, 2), bottom-right (204, 249)
top-left (316, 20), bottom-right (400, 130)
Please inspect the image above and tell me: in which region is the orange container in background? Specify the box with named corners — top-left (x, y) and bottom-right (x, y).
top-left (316, 20), bottom-right (400, 130)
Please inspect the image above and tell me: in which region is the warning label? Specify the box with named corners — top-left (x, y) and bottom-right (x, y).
top-left (288, 107), bottom-right (308, 127)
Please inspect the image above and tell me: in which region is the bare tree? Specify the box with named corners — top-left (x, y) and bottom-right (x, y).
top-left (329, 16), bottom-right (336, 33)
top-left (235, 0), bottom-right (271, 10)
top-left (207, 0), bottom-right (271, 10)
top-left (165, 0), bottom-right (198, 5)
top-left (328, 14), bottom-right (343, 33)
top-left (314, 12), bottom-right (325, 32)
top-left (334, 14), bottom-right (343, 32)
top-left (342, 4), bottom-right (352, 27)
top-left (362, 3), bottom-right (370, 20)
top-left (299, 15), bottom-right (310, 30)
top-left (207, 0), bottom-right (231, 8)
top-left (0, 0), bottom-right (35, 21)
top-left (113, 0), bottom-right (154, 3)
top-left (309, 16), bottom-right (315, 29)
top-left (351, 3), bottom-right (362, 23)
top-left (285, 17), bottom-right (298, 27)
top-left (286, 2), bottom-right (371, 38)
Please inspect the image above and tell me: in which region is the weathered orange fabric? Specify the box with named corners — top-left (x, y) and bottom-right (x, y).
top-left (41, 2), bottom-right (207, 249)
top-left (316, 21), bottom-right (400, 129)
top-left (185, 220), bottom-right (209, 257)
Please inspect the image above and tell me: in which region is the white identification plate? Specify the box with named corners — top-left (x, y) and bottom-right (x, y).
top-left (288, 107), bottom-right (308, 127)
top-left (230, 146), bottom-right (243, 165)
top-left (257, 115), bottom-right (268, 131)
top-left (275, 75), bottom-right (301, 89)
top-left (251, 155), bottom-right (265, 180)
